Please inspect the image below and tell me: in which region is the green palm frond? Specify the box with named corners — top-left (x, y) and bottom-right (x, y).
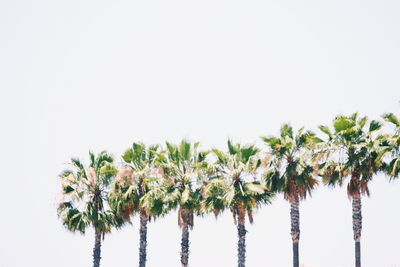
top-left (209, 140), bottom-right (274, 224)
top-left (71, 158), bottom-right (87, 179)
top-left (369, 120), bottom-right (382, 133)
top-left (156, 140), bottom-right (211, 217)
top-left (262, 124), bottom-right (318, 201)
top-left (227, 139), bottom-right (238, 155)
top-left (333, 115), bottom-right (355, 133)
top-left (260, 137), bottom-right (281, 150)
top-left (318, 125), bottom-right (333, 140)
top-left (57, 151), bottom-right (119, 234)
top-left (388, 157), bottom-right (400, 178)
top-left (315, 114), bottom-right (386, 197)
top-left (179, 140), bottom-right (192, 161)
top-left (383, 113), bottom-right (400, 128)
top-left (281, 124), bottom-right (294, 138)
top-left (110, 143), bottom-right (167, 219)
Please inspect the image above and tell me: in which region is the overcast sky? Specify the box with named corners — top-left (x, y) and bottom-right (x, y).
top-left (1, 0), bottom-right (400, 267)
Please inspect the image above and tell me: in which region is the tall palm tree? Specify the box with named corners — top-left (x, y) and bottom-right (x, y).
top-left (57, 151), bottom-right (122, 267)
top-left (211, 140), bottom-right (274, 267)
top-left (316, 113), bottom-right (384, 267)
top-left (155, 140), bottom-right (209, 267)
top-left (261, 124), bottom-right (319, 267)
top-left (382, 113), bottom-right (400, 178)
top-left (109, 143), bottom-right (165, 267)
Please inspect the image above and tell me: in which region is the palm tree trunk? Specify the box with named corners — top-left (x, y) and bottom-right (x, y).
top-left (352, 195), bottom-right (362, 267)
top-left (93, 228), bottom-right (102, 267)
top-left (237, 214), bottom-right (246, 267)
top-left (179, 208), bottom-right (192, 267)
top-left (139, 209), bottom-right (148, 267)
top-left (181, 222), bottom-right (190, 267)
top-left (290, 197), bottom-right (300, 267)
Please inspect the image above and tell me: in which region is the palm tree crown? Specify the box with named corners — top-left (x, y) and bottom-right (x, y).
top-left (109, 143), bottom-right (165, 220)
top-left (317, 113), bottom-right (384, 197)
top-left (262, 124), bottom-right (319, 202)
top-left (58, 151), bottom-right (120, 233)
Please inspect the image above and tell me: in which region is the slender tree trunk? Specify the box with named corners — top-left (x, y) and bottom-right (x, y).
top-left (93, 228), bottom-right (102, 267)
top-left (237, 214), bottom-right (246, 267)
top-left (292, 243), bottom-right (299, 267)
top-left (179, 208), bottom-right (191, 267)
top-left (139, 209), bottom-right (148, 267)
top-left (290, 197), bottom-right (300, 267)
top-left (181, 222), bottom-right (190, 267)
top-left (355, 241), bottom-right (361, 267)
top-left (352, 195), bottom-right (362, 267)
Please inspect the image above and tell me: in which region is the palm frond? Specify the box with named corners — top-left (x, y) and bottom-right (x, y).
top-left (383, 113), bottom-right (400, 128)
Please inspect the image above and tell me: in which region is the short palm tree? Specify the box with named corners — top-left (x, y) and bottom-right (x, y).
top-left (316, 113), bottom-right (384, 267)
top-left (57, 151), bottom-right (122, 267)
top-left (108, 143), bottom-right (165, 267)
top-left (212, 140), bottom-right (274, 267)
top-left (382, 113), bottom-right (400, 178)
top-left (261, 124), bottom-right (319, 267)
top-left (155, 140), bottom-right (209, 267)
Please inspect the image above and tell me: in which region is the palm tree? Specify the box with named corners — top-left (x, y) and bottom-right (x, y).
top-left (382, 113), bottom-right (400, 178)
top-left (155, 140), bottom-right (209, 267)
top-left (211, 140), bottom-right (274, 267)
top-left (261, 124), bottom-right (319, 267)
top-left (316, 113), bottom-right (384, 267)
top-left (57, 151), bottom-right (122, 267)
top-left (108, 143), bottom-right (165, 267)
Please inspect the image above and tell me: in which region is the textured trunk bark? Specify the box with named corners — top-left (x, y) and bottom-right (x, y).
top-left (237, 215), bottom-right (246, 267)
top-left (290, 197), bottom-right (300, 267)
top-left (139, 210), bottom-right (148, 267)
top-left (181, 223), bottom-right (190, 267)
top-left (93, 228), bottom-right (102, 267)
top-left (352, 195), bottom-right (362, 267)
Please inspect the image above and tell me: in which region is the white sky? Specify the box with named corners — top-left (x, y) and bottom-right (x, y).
top-left (1, 0), bottom-right (400, 266)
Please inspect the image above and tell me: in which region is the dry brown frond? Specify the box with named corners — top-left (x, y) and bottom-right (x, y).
top-left (238, 204), bottom-right (246, 225)
top-left (213, 209), bottom-right (220, 218)
top-left (232, 208), bottom-right (237, 225)
top-left (120, 202), bottom-right (135, 219)
top-left (115, 166), bottom-right (134, 185)
top-left (87, 167), bottom-right (97, 187)
top-left (261, 153), bottom-right (272, 167)
top-left (360, 180), bottom-right (370, 197)
top-left (247, 209), bottom-right (253, 224)
top-left (347, 178), bottom-right (360, 199)
top-left (150, 167), bottom-right (164, 177)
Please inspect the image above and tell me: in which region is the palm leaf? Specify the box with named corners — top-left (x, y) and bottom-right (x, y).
top-left (318, 125), bottom-right (333, 140)
top-left (369, 120), bottom-right (382, 133)
top-left (383, 113), bottom-right (400, 128)
top-left (333, 116), bottom-right (354, 132)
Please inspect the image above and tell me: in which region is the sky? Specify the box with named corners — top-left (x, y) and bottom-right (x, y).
top-left (1, 0), bottom-right (400, 266)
